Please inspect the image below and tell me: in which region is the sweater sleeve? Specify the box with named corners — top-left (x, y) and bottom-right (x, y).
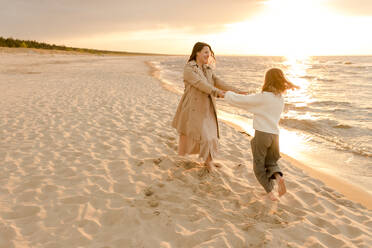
top-left (184, 65), bottom-right (217, 95)
top-left (224, 91), bottom-right (263, 112)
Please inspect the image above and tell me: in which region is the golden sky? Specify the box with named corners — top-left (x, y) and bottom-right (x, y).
top-left (2, 0), bottom-right (372, 55)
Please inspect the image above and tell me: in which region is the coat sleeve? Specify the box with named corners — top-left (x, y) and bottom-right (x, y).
top-left (184, 65), bottom-right (218, 95)
top-left (212, 72), bottom-right (239, 92)
top-left (224, 91), bottom-right (263, 113)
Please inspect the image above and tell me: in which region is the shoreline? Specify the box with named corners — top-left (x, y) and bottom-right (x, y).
top-left (281, 154), bottom-right (372, 209)
top-left (219, 113), bottom-right (372, 210)
top-left (145, 59), bottom-right (372, 210)
top-left (1, 50), bottom-right (371, 247)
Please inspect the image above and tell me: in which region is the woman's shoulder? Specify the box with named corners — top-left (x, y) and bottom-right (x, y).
top-left (185, 60), bottom-right (213, 70)
top-left (184, 61), bottom-right (197, 74)
top-left (184, 61), bottom-right (197, 72)
top-left (185, 60), bottom-right (197, 67)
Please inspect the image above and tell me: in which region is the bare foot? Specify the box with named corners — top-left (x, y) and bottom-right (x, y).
top-left (267, 192), bottom-right (279, 201)
top-left (198, 162), bottom-right (212, 177)
top-left (205, 162), bottom-right (212, 172)
top-left (277, 177), bottom-right (287, 197)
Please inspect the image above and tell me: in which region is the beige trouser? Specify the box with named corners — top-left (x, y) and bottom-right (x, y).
top-left (250, 130), bottom-right (283, 193)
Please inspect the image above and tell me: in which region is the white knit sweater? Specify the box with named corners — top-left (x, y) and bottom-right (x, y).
top-left (224, 91), bottom-right (284, 135)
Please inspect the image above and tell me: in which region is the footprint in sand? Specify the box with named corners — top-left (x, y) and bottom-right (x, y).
top-left (2, 205), bottom-right (40, 220)
top-left (143, 187), bottom-right (154, 197)
top-left (60, 196), bottom-right (89, 204)
top-left (153, 158), bottom-right (162, 165)
top-left (148, 200), bottom-right (159, 208)
top-left (143, 186), bottom-right (160, 207)
top-left (174, 159), bottom-right (199, 170)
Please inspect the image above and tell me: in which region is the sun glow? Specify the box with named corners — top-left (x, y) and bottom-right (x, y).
top-left (65, 0), bottom-right (372, 55)
top-left (282, 55), bottom-right (314, 106)
top-left (215, 0), bottom-right (372, 56)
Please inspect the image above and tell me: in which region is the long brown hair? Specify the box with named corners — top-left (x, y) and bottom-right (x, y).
top-left (262, 68), bottom-right (297, 95)
top-left (188, 42), bottom-right (216, 63)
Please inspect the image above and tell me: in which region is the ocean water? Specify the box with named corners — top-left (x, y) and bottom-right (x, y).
top-left (149, 55), bottom-right (372, 194)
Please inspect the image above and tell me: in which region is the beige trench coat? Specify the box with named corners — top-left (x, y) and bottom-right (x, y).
top-left (172, 60), bottom-right (238, 141)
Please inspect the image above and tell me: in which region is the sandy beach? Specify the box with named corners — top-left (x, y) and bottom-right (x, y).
top-left (0, 48), bottom-right (371, 248)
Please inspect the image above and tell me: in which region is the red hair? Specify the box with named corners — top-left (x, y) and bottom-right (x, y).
top-left (262, 68), bottom-right (297, 95)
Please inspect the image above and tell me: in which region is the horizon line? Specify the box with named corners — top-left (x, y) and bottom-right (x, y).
top-left (3, 36), bottom-right (372, 57)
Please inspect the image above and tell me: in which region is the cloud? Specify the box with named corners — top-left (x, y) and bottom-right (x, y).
top-left (0, 0), bottom-right (265, 41)
top-left (327, 0), bottom-right (372, 16)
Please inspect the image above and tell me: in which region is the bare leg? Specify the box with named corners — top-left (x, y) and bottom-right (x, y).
top-left (198, 153), bottom-right (213, 177)
top-left (275, 173), bottom-right (287, 197)
top-left (178, 135), bottom-right (187, 156)
top-left (204, 153), bottom-right (213, 172)
top-left (267, 191), bottom-right (279, 201)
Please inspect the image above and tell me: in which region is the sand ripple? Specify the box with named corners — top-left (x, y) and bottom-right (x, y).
top-left (0, 50), bottom-right (371, 247)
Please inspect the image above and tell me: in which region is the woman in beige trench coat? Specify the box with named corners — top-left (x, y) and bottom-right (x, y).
top-left (172, 42), bottom-right (242, 172)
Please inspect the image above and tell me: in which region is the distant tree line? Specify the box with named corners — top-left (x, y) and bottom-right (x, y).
top-left (0, 36), bottom-right (156, 55)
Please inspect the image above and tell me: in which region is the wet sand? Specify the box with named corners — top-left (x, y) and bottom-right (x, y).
top-left (0, 48), bottom-right (371, 247)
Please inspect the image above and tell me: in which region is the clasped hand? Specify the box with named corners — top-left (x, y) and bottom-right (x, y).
top-left (217, 90), bottom-right (225, 98)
